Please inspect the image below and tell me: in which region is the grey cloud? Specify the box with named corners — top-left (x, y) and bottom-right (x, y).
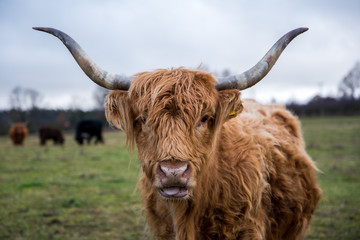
top-left (0, 0), bottom-right (359, 109)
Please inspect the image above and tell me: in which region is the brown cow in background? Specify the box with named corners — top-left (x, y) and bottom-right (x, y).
top-left (35, 27), bottom-right (322, 239)
top-left (39, 127), bottom-right (65, 146)
top-left (9, 123), bottom-right (28, 146)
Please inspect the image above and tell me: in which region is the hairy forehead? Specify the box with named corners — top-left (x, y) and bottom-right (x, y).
top-left (129, 68), bottom-right (218, 115)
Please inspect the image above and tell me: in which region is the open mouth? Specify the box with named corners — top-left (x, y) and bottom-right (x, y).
top-left (159, 186), bottom-right (189, 198)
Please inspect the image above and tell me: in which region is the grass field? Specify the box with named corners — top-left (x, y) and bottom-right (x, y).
top-left (0, 116), bottom-right (359, 239)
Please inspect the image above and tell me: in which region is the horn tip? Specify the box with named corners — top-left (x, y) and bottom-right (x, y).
top-left (33, 27), bottom-right (43, 31)
top-left (33, 27), bottom-right (49, 33)
top-left (298, 27), bottom-right (309, 34)
top-left (33, 27), bottom-right (57, 34)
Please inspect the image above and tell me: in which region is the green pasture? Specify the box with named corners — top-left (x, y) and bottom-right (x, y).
top-left (0, 116), bottom-right (359, 239)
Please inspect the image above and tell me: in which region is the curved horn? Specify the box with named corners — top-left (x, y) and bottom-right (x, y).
top-left (33, 27), bottom-right (132, 90)
top-left (215, 27), bottom-right (308, 91)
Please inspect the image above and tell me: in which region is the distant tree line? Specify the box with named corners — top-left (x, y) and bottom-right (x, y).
top-left (1, 61), bottom-right (359, 135)
top-left (287, 96), bottom-right (360, 117)
top-left (0, 108), bottom-right (107, 135)
top-left (287, 61), bottom-right (360, 117)
top-left (0, 86), bottom-right (109, 136)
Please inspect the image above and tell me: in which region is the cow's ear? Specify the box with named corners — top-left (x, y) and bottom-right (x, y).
top-left (105, 90), bottom-right (135, 148)
top-left (216, 90), bottom-right (243, 125)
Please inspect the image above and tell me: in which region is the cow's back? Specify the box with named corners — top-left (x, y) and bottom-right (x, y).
top-left (225, 99), bottom-right (321, 239)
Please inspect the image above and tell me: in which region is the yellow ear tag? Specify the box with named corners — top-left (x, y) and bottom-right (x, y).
top-left (229, 110), bottom-right (236, 117)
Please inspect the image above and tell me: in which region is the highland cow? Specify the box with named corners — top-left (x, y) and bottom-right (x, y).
top-left (75, 120), bottom-right (104, 145)
top-left (39, 127), bottom-right (64, 145)
top-left (34, 27), bottom-right (321, 240)
top-left (9, 123), bottom-right (28, 146)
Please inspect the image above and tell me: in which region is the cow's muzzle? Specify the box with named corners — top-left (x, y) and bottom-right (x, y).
top-left (156, 161), bottom-right (192, 199)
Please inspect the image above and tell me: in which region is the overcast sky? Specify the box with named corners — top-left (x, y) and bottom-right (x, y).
top-left (1, 0), bottom-right (359, 110)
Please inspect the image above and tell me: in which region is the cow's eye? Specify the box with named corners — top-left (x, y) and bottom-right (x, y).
top-left (136, 116), bottom-right (147, 125)
top-left (197, 115), bottom-right (209, 128)
top-left (201, 115), bottom-right (209, 123)
top-left (141, 117), bottom-right (147, 124)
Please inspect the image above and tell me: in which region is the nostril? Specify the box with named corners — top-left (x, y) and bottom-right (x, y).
top-left (161, 165), bottom-right (187, 177)
top-left (182, 164), bottom-right (191, 178)
top-left (158, 161), bottom-right (189, 178)
top-left (157, 165), bottom-right (167, 179)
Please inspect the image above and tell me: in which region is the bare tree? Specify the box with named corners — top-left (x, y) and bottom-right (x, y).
top-left (57, 111), bottom-right (69, 128)
top-left (221, 69), bottom-right (232, 77)
top-left (9, 87), bottom-right (24, 110)
top-left (25, 88), bottom-right (43, 110)
top-left (339, 61), bottom-right (360, 99)
top-left (9, 87), bottom-right (43, 111)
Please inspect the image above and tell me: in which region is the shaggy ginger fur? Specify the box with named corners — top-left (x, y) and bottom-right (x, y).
top-left (105, 68), bottom-right (321, 240)
top-left (9, 123), bottom-right (28, 146)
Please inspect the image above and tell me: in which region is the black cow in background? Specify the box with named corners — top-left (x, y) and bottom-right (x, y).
top-left (39, 127), bottom-right (64, 146)
top-left (75, 120), bottom-right (104, 145)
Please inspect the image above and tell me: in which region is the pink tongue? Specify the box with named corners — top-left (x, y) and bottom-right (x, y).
top-left (163, 187), bottom-right (180, 196)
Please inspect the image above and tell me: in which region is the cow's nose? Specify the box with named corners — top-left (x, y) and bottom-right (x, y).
top-left (157, 161), bottom-right (190, 183)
